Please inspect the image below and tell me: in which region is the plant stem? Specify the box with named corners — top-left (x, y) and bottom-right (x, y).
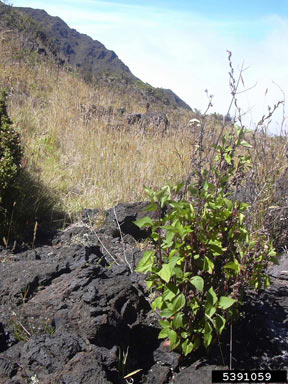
top-left (230, 324), bottom-right (233, 370)
top-left (157, 205), bottom-right (162, 264)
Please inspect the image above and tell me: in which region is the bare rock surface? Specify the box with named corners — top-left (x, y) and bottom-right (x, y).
top-left (0, 202), bottom-right (287, 383)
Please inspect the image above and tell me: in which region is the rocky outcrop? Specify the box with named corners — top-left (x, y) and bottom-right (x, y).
top-left (126, 112), bottom-right (169, 133)
top-left (0, 202), bottom-right (287, 383)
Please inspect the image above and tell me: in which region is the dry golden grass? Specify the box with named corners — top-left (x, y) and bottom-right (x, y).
top-left (0, 34), bottom-right (195, 219)
top-left (1, 32), bottom-right (287, 245)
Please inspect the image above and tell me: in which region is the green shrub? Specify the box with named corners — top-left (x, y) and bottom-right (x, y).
top-left (0, 88), bottom-right (22, 203)
top-left (135, 127), bottom-right (277, 356)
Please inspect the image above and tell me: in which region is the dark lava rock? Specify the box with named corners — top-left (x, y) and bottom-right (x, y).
top-left (81, 208), bottom-right (100, 223)
top-left (20, 332), bottom-right (85, 374)
top-left (173, 365), bottom-right (223, 384)
top-left (0, 357), bottom-right (18, 379)
top-left (0, 323), bottom-right (8, 353)
top-left (103, 201), bottom-right (158, 240)
top-left (144, 364), bottom-right (172, 384)
top-left (268, 253), bottom-right (288, 281)
top-left (126, 112), bottom-right (169, 132)
top-left (153, 341), bottom-right (180, 369)
top-left (0, 202), bottom-right (287, 383)
top-left (54, 350), bottom-right (110, 384)
top-left (0, 203), bottom-right (162, 382)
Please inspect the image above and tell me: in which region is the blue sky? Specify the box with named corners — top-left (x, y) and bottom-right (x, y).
top-left (9, 0), bottom-right (288, 133)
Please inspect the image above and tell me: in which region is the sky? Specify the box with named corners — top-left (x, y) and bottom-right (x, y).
top-left (8, 0), bottom-right (288, 134)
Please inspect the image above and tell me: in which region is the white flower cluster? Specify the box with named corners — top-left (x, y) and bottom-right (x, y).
top-left (29, 375), bottom-right (40, 384)
top-left (188, 118), bottom-right (201, 128)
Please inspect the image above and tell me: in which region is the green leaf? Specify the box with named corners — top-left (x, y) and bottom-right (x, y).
top-left (190, 276), bottom-right (204, 292)
top-left (172, 313), bottom-right (184, 329)
top-left (160, 194), bottom-right (169, 208)
top-left (264, 275), bottom-right (270, 288)
top-left (207, 287), bottom-right (218, 306)
top-left (215, 314), bottom-right (226, 335)
top-left (156, 186), bottom-right (170, 207)
top-left (189, 203), bottom-right (195, 215)
top-left (144, 185), bottom-right (156, 199)
top-left (146, 279), bottom-right (154, 290)
top-left (224, 260), bottom-right (241, 273)
top-left (240, 140), bottom-right (252, 148)
top-left (239, 213), bottom-right (245, 225)
top-left (163, 283), bottom-right (180, 301)
top-left (208, 241), bottom-right (225, 256)
top-left (218, 296), bottom-right (236, 310)
top-left (168, 329), bottom-right (179, 350)
top-left (224, 153), bottom-right (232, 164)
top-left (174, 220), bottom-right (190, 239)
top-left (174, 266), bottom-right (184, 279)
top-left (162, 231), bottom-right (175, 249)
top-left (224, 198), bottom-right (233, 210)
top-left (172, 293), bottom-right (186, 313)
top-left (164, 231), bottom-right (175, 247)
top-left (152, 296), bottom-right (163, 310)
top-left (204, 322), bottom-right (213, 348)
top-left (181, 331), bottom-right (189, 339)
top-left (157, 264), bottom-right (171, 283)
top-left (182, 339), bottom-right (194, 356)
top-left (190, 297), bottom-right (200, 312)
top-left (240, 202), bottom-right (250, 210)
top-left (193, 335), bottom-right (202, 350)
top-left (158, 328), bottom-right (170, 339)
top-left (136, 250), bottom-right (155, 273)
top-left (159, 319), bottom-right (169, 328)
top-left (173, 181), bottom-right (185, 193)
top-left (268, 248), bottom-right (277, 257)
top-left (169, 249), bottom-right (179, 259)
top-left (205, 304), bottom-right (216, 317)
top-left (203, 256), bottom-right (214, 274)
top-left (144, 202), bottom-right (158, 212)
top-left (169, 254), bottom-right (181, 268)
top-left (134, 216), bottom-right (153, 228)
top-left (161, 308), bottom-right (175, 318)
top-left (161, 225), bottom-right (177, 232)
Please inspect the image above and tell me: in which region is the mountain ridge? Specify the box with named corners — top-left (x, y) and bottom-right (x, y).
top-left (15, 6), bottom-right (134, 76)
top-left (0, 1), bottom-right (191, 111)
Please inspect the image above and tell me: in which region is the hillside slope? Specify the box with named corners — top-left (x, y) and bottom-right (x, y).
top-left (0, 1), bottom-right (191, 111)
top-left (0, 20), bottom-right (195, 241)
top-left (15, 6), bottom-right (133, 76)
top-left (0, 1), bottom-right (285, 250)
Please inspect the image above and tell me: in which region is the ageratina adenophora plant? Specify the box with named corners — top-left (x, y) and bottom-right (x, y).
top-left (135, 126), bottom-right (277, 356)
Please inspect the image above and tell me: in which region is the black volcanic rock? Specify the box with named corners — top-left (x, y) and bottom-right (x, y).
top-left (0, 202), bottom-right (287, 384)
